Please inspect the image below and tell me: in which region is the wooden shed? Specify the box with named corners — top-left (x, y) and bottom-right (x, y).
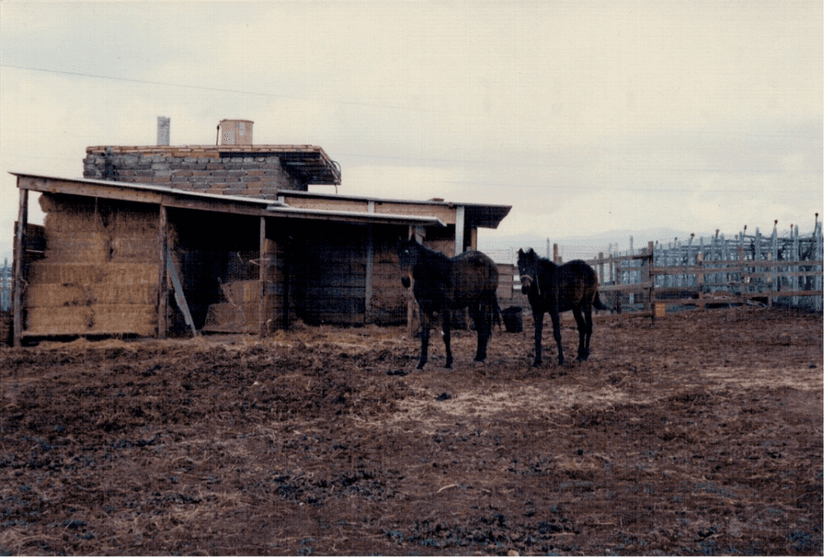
top-left (9, 172), bottom-right (510, 345)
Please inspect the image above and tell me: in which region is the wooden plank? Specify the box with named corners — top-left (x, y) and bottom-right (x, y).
top-left (12, 186), bottom-right (28, 347)
top-left (375, 202), bottom-right (456, 225)
top-left (598, 282), bottom-right (655, 293)
top-left (365, 224), bottom-right (374, 323)
top-left (157, 205), bottom-right (168, 339)
top-left (19, 176), bottom-right (163, 205)
top-left (167, 247), bottom-right (197, 337)
top-left (259, 216), bottom-right (266, 338)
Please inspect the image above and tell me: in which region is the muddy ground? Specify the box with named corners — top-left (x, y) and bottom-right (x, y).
top-left (0, 307), bottom-right (822, 555)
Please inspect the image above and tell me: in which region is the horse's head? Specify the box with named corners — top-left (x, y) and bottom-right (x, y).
top-left (397, 236), bottom-right (421, 289)
top-left (517, 248), bottom-right (538, 295)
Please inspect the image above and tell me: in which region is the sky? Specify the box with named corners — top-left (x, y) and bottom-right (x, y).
top-left (0, 0), bottom-right (823, 264)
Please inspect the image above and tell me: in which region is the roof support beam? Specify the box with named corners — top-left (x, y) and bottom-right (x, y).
top-left (455, 205), bottom-right (465, 255)
top-left (157, 204), bottom-right (168, 339)
top-left (12, 184), bottom-right (28, 347)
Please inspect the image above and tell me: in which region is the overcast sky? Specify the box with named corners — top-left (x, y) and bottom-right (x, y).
top-left (0, 0), bottom-right (823, 263)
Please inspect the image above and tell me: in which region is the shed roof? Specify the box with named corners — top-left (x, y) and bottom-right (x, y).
top-left (11, 173), bottom-right (508, 230)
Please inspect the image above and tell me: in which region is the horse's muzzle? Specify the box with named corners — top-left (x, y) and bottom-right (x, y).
top-left (519, 276), bottom-right (532, 295)
top-left (401, 276), bottom-right (411, 289)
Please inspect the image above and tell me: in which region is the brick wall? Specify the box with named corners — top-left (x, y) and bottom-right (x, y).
top-left (84, 146), bottom-right (305, 199)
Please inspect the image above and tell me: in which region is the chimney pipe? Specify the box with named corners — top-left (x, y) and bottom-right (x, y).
top-left (157, 116), bottom-right (170, 146)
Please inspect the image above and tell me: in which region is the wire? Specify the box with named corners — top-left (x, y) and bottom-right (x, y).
top-left (0, 63), bottom-right (440, 113)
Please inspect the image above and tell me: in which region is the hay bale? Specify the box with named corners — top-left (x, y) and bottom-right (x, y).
top-left (29, 263), bottom-right (107, 284)
top-left (105, 263), bottom-right (159, 285)
top-left (110, 236), bottom-right (158, 263)
top-left (45, 231), bottom-right (110, 263)
top-left (29, 263), bottom-right (158, 285)
top-left (26, 304), bottom-right (156, 336)
top-left (92, 304), bottom-right (156, 335)
top-left (94, 283), bottom-right (157, 305)
top-left (26, 307), bottom-right (95, 334)
top-left (44, 209), bottom-right (105, 233)
top-left (108, 208), bottom-right (158, 234)
top-left (25, 284), bottom-right (97, 308)
top-left (221, 280), bottom-right (261, 305)
top-left (203, 302), bottom-right (260, 332)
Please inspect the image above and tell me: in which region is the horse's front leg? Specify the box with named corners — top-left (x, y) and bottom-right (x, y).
top-left (438, 308), bottom-right (453, 368)
top-left (417, 305), bottom-right (431, 370)
top-left (551, 308), bottom-right (564, 365)
top-left (532, 307), bottom-right (544, 367)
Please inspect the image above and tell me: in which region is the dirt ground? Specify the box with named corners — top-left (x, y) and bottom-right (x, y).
top-left (0, 306), bottom-right (822, 555)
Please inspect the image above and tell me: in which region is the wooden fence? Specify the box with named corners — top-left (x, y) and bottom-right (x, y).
top-left (494, 221), bottom-right (824, 318)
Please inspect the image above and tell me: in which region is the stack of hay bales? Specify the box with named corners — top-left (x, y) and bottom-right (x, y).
top-left (203, 280), bottom-right (260, 333)
top-left (25, 194), bottom-right (159, 337)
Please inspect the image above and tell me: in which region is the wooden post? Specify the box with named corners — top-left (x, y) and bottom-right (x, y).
top-left (553, 243), bottom-right (559, 263)
top-left (792, 225), bottom-right (800, 308)
top-left (598, 252), bottom-right (604, 286)
top-left (157, 204), bottom-right (168, 339)
top-left (770, 222), bottom-right (778, 308)
top-left (643, 241), bottom-right (653, 319)
top-left (454, 205), bottom-right (465, 255)
top-left (815, 220), bottom-right (823, 312)
top-left (365, 223), bottom-right (374, 325)
top-left (259, 216), bottom-right (266, 338)
top-left (12, 186), bottom-right (28, 347)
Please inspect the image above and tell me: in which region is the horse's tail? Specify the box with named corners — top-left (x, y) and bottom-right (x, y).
top-left (593, 291), bottom-right (609, 311)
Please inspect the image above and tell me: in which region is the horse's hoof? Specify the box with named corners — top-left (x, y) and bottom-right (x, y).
top-left (416, 363), bottom-right (426, 370)
top-left (532, 360), bottom-right (542, 368)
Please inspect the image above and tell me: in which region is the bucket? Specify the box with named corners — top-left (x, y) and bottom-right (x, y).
top-left (502, 306), bottom-right (523, 333)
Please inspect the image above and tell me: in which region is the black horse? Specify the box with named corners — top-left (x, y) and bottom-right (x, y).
top-left (398, 237), bottom-right (500, 369)
top-left (517, 248), bottom-right (607, 367)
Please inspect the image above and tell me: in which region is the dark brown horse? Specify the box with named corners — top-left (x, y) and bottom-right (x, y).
top-left (398, 237), bottom-right (500, 369)
top-left (518, 248), bottom-right (607, 367)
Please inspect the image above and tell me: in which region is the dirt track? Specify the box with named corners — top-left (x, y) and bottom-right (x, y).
top-left (0, 307), bottom-right (822, 555)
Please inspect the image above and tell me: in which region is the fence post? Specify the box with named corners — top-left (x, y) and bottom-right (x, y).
top-left (815, 219), bottom-right (823, 312)
top-left (645, 241), bottom-right (654, 321)
top-left (697, 237), bottom-right (705, 298)
top-left (792, 225), bottom-right (800, 307)
top-left (770, 222), bottom-right (778, 308)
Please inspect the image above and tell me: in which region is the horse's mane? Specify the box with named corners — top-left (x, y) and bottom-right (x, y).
top-left (411, 241), bottom-right (453, 278)
top-left (526, 249), bottom-right (558, 272)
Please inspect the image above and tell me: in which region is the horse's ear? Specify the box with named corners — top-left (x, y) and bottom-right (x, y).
top-left (518, 248), bottom-right (524, 256)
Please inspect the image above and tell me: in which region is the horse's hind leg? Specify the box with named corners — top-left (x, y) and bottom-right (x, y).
top-left (441, 308), bottom-right (453, 368)
top-left (573, 305), bottom-right (593, 361)
top-left (417, 305), bottom-right (431, 369)
top-left (582, 304), bottom-right (593, 361)
top-left (572, 307), bottom-right (587, 361)
top-left (551, 308), bottom-right (564, 365)
top-left (472, 300), bottom-right (491, 363)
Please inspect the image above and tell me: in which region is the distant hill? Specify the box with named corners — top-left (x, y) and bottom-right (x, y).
top-left (477, 227), bottom-right (695, 263)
